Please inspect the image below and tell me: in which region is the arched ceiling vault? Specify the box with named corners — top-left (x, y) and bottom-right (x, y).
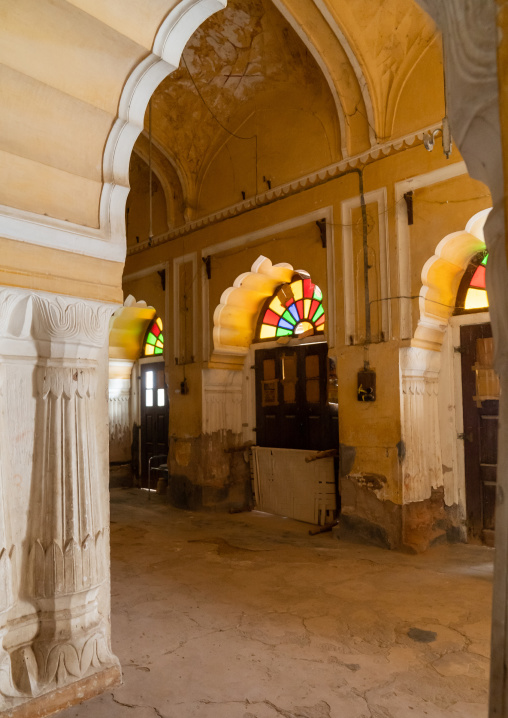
top-left (139, 0), bottom-right (444, 222)
top-left (0, 0), bottom-right (443, 264)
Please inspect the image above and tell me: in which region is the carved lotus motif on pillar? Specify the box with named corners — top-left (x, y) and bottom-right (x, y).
top-left (27, 366), bottom-right (105, 600)
top-left (0, 289), bottom-right (120, 707)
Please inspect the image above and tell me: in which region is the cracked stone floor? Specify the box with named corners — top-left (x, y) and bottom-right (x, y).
top-left (58, 488), bottom-right (493, 718)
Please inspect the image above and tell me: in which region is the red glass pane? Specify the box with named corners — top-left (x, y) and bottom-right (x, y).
top-left (263, 309), bottom-right (280, 326)
top-left (309, 299), bottom-right (320, 320)
top-left (296, 299), bottom-right (305, 318)
top-left (315, 315), bottom-right (325, 327)
top-left (303, 278), bottom-right (314, 298)
top-left (470, 265), bottom-right (486, 290)
top-left (151, 323), bottom-right (161, 337)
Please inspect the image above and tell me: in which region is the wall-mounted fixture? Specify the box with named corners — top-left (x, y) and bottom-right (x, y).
top-left (423, 117), bottom-right (452, 159)
top-left (357, 368), bottom-right (376, 402)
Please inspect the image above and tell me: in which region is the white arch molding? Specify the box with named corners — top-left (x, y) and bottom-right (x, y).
top-left (102, 0), bottom-right (228, 255)
top-left (0, 0), bottom-right (227, 265)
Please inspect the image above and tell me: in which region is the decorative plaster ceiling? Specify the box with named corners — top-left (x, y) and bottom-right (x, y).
top-left (129, 0), bottom-right (443, 228)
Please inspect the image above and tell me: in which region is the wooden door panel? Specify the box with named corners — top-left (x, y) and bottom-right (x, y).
top-left (460, 323), bottom-right (498, 543)
top-left (140, 362), bottom-right (169, 486)
top-left (255, 343), bottom-right (338, 451)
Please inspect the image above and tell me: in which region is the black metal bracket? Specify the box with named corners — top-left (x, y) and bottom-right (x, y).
top-left (316, 218), bottom-right (327, 249)
top-left (403, 191), bottom-right (414, 226)
top-left (202, 255), bottom-right (211, 280)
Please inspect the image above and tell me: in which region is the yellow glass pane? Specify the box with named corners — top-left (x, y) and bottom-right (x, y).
top-left (145, 344), bottom-right (155, 356)
top-left (156, 317), bottom-right (163, 331)
top-left (304, 298), bottom-right (311, 318)
top-left (465, 288), bottom-right (489, 310)
top-left (260, 324), bottom-right (277, 340)
top-left (155, 339), bottom-right (163, 348)
top-left (291, 280), bottom-right (303, 301)
top-left (295, 321), bottom-right (313, 335)
top-left (269, 296), bottom-right (286, 316)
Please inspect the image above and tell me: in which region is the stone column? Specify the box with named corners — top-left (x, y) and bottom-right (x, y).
top-left (109, 359), bottom-right (134, 464)
top-left (414, 1), bottom-right (507, 714)
top-left (0, 288), bottom-right (120, 712)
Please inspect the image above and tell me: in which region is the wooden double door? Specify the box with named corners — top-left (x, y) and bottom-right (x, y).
top-left (140, 362), bottom-right (169, 487)
top-left (460, 322), bottom-right (499, 545)
top-left (254, 343), bottom-right (338, 451)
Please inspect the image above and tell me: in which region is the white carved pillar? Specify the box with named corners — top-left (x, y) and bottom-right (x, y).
top-left (0, 361), bottom-right (19, 701)
top-left (109, 359), bottom-right (134, 464)
top-left (0, 288), bottom-right (120, 711)
top-left (26, 294), bottom-right (119, 693)
top-left (399, 347), bottom-right (443, 504)
top-left (414, 1), bottom-right (507, 714)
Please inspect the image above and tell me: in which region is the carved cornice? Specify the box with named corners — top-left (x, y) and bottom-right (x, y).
top-left (127, 123), bottom-right (442, 256)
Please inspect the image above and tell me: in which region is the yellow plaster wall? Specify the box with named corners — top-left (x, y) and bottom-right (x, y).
top-left (197, 96), bottom-right (340, 216)
top-left (126, 155), bottom-right (169, 246)
top-left (0, 235), bottom-right (123, 302)
top-left (390, 38), bottom-right (444, 138)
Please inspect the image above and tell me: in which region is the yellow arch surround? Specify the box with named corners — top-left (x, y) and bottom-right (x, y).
top-left (213, 256), bottom-right (317, 362)
top-left (414, 208), bottom-right (491, 351)
top-left (109, 295), bottom-right (156, 362)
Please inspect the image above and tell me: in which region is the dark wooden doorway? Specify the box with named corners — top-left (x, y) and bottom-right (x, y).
top-left (140, 361), bottom-right (169, 488)
top-left (254, 343), bottom-right (338, 451)
top-left (460, 322), bottom-right (499, 545)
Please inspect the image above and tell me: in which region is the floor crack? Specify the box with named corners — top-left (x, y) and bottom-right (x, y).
top-left (111, 693), bottom-right (166, 718)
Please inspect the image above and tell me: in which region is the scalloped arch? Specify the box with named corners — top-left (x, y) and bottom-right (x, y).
top-left (213, 256), bottom-right (314, 359)
top-left (414, 208), bottom-right (491, 351)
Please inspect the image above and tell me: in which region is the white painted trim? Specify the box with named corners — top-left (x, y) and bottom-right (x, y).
top-left (201, 258), bottom-right (210, 363)
top-left (202, 207), bottom-right (333, 258)
top-left (270, 0), bottom-right (347, 157)
top-left (341, 187), bottom-right (391, 344)
top-left (0, 204), bottom-right (125, 262)
top-left (394, 161), bottom-right (468, 340)
top-left (173, 253), bottom-right (198, 364)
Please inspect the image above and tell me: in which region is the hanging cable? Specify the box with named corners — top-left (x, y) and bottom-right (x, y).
top-left (148, 98), bottom-right (153, 246)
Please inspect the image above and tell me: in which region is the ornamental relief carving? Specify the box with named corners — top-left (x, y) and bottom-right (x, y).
top-left (31, 294), bottom-right (113, 347)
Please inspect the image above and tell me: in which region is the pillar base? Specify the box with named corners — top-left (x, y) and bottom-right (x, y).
top-left (3, 665), bottom-right (122, 718)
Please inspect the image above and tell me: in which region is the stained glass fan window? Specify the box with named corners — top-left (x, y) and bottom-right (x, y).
top-left (258, 277), bottom-right (325, 341)
top-left (144, 317), bottom-right (164, 356)
top-left (464, 253), bottom-right (489, 310)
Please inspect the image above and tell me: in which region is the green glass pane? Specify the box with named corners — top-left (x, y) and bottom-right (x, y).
top-left (282, 310), bottom-right (297, 326)
top-left (146, 332), bottom-right (157, 345)
top-left (276, 327), bottom-right (293, 337)
top-left (481, 254), bottom-right (488, 266)
top-left (312, 304), bottom-right (325, 322)
top-left (313, 286), bottom-right (323, 300)
top-left (154, 347), bottom-right (163, 355)
top-left (159, 332), bottom-right (164, 344)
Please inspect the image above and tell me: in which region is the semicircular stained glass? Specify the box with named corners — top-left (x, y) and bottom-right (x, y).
top-left (144, 317), bottom-right (164, 356)
top-left (258, 277), bottom-right (325, 341)
top-left (464, 253), bottom-right (489, 311)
